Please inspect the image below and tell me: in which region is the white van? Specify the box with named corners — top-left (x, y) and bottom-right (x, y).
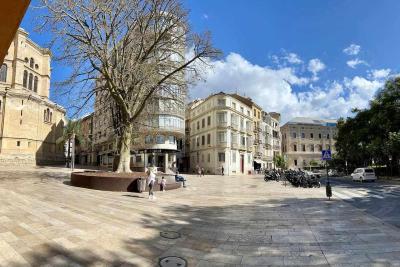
top-left (351, 168), bottom-right (377, 182)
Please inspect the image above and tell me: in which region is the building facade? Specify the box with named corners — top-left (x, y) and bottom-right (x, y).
top-left (281, 117), bottom-right (337, 169)
top-left (0, 28), bottom-right (66, 165)
top-left (187, 92), bottom-right (255, 175)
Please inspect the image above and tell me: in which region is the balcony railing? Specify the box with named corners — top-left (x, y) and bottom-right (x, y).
top-left (217, 122), bottom-right (228, 128)
top-left (231, 143), bottom-right (238, 149)
top-left (231, 123), bottom-right (239, 130)
top-left (216, 142), bottom-right (228, 147)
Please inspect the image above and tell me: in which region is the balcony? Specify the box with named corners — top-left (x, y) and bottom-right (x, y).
top-left (217, 122), bottom-right (228, 128)
top-left (231, 123), bottom-right (239, 131)
top-left (231, 143), bottom-right (238, 149)
top-left (216, 142), bottom-right (228, 148)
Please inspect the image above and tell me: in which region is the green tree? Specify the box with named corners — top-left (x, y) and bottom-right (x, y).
top-left (273, 155), bottom-right (287, 169)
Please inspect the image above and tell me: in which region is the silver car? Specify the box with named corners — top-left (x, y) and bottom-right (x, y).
top-left (351, 168), bottom-right (377, 182)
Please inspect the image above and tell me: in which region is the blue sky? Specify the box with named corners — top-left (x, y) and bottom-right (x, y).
top-left (21, 0), bottom-right (400, 123)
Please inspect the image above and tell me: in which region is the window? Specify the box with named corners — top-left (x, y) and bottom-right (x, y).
top-left (202, 118), bottom-right (205, 128)
top-left (29, 58), bottom-right (34, 68)
top-left (319, 133), bottom-right (322, 139)
top-left (136, 156), bottom-right (142, 163)
top-left (0, 64), bottom-right (7, 82)
top-left (310, 133), bottom-right (314, 139)
top-left (302, 144), bottom-right (306, 151)
top-left (301, 133), bottom-right (305, 138)
top-left (168, 136), bottom-right (175, 144)
top-left (232, 102), bottom-right (236, 109)
top-left (241, 136), bottom-right (246, 146)
top-left (217, 98), bottom-right (226, 106)
top-left (247, 110), bottom-right (250, 116)
top-left (216, 112), bottom-right (227, 124)
top-left (294, 159), bottom-right (298, 166)
top-left (156, 135), bottom-right (165, 144)
top-left (197, 121), bottom-right (200, 130)
top-left (293, 144), bottom-right (297, 151)
top-left (292, 132), bottom-right (297, 138)
top-left (218, 152), bottom-right (225, 162)
top-left (196, 137), bottom-right (199, 147)
top-left (207, 116), bottom-right (211, 126)
top-left (253, 109), bottom-right (256, 116)
top-left (310, 144), bottom-right (314, 152)
top-left (217, 132), bottom-right (226, 143)
top-left (207, 134), bottom-right (211, 145)
top-left (34, 76), bottom-right (38, 92)
top-left (17, 141), bottom-right (21, 147)
top-left (201, 135), bottom-right (205, 146)
top-left (145, 136), bottom-right (153, 144)
top-left (240, 107), bottom-right (244, 113)
top-left (23, 70), bottom-right (28, 88)
top-left (28, 73), bottom-right (33, 90)
top-left (327, 134), bottom-right (330, 139)
top-left (231, 133), bottom-right (237, 144)
top-left (207, 153), bottom-right (211, 162)
top-left (232, 152), bottom-right (236, 163)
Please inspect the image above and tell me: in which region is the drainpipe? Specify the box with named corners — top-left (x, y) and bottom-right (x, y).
top-left (0, 88), bottom-right (8, 152)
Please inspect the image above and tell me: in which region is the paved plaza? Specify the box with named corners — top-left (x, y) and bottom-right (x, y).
top-left (0, 167), bottom-right (400, 266)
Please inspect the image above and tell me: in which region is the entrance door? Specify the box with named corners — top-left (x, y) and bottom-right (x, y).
top-left (240, 155), bottom-right (244, 173)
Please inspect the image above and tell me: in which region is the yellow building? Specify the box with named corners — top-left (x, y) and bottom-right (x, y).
top-left (0, 29), bottom-right (66, 165)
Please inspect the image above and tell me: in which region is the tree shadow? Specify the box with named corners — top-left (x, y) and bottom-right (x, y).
top-left (6, 188), bottom-right (400, 266)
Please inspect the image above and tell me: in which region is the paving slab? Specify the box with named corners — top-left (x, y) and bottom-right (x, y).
top-left (0, 167), bottom-right (399, 266)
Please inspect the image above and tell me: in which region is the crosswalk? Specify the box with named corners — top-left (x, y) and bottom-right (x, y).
top-left (333, 188), bottom-right (400, 201)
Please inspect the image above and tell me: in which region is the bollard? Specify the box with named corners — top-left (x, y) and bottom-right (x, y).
top-left (326, 181), bottom-right (332, 200)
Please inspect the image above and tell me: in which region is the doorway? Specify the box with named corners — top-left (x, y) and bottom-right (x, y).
top-left (240, 155), bottom-right (244, 173)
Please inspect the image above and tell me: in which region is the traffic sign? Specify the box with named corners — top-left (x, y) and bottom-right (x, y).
top-left (322, 150), bottom-right (332, 160)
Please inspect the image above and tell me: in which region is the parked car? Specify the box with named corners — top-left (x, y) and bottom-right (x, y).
top-left (328, 169), bottom-right (338, 177)
top-left (351, 168), bottom-right (377, 182)
top-left (311, 169), bottom-right (325, 178)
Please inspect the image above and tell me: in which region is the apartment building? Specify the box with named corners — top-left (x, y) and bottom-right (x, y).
top-left (281, 117), bottom-right (337, 169)
top-left (0, 28), bottom-right (66, 165)
top-left (187, 92), bottom-right (255, 175)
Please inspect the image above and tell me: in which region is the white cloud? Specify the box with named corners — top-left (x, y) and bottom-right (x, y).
top-left (307, 58), bottom-right (326, 80)
top-left (368, 68), bottom-right (391, 79)
top-left (284, 53), bottom-right (302, 64)
top-left (343, 44), bottom-right (361, 55)
top-left (202, 14), bottom-right (209, 20)
top-left (347, 58), bottom-right (368, 69)
top-left (188, 52), bottom-right (384, 123)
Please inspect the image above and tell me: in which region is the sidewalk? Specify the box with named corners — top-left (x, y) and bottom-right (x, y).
top-left (0, 169), bottom-right (399, 266)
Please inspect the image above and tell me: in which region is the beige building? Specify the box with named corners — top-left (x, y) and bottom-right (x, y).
top-left (0, 28), bottom-right (66, 165)
top-left (281, 117), bottom-right (337, 169)
top-left (187, 92), bottom-right (255, 175)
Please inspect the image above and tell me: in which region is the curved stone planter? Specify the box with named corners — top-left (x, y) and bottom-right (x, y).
top-left (70, 171), bottom-right (181, 192)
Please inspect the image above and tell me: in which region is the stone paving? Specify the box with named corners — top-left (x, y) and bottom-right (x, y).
top-left (0, 166), bottom-right (400, 266)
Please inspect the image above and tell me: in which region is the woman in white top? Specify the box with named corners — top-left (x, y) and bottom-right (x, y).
top-left (147, 167), bottom-right (156, 199)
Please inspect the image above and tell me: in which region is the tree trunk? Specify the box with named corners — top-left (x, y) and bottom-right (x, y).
top-left (116, 124), bottom-right (132, 173)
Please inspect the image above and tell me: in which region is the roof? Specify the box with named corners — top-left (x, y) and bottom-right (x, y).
top-left (283, 117), bottom-right (337, 127)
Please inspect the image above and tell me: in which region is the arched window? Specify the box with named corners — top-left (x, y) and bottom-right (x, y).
top-left (34, 76), bottom-right (38, 92)
top-left (28, 73), bottom-right (33, 90)
top-left (23, 70), bottom-right (28, 88)
top-left (50, 112), bottom-right (52, 122)
top-left (44, 109), bottom-right (47, 121)
top-left (0, 64), bottom-right (7, 82)
top-left (29, 58), bottom-right (34, 68)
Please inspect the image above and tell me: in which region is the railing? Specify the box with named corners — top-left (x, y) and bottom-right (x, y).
top-left (217, 122), bottom-right (228, 128)
top-left (231, 123), bottom-right (239, 130)
top-left (231, 143), bottom-right (238, 149)
top-left (216, 142), bottom-right (228, 147)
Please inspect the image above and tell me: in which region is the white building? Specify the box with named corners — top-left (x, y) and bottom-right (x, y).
top-left (187, 92), bottom-right (254, 175)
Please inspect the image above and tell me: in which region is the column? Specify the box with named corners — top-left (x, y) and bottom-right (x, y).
top-left (164, 153), bottom-right (169, 173)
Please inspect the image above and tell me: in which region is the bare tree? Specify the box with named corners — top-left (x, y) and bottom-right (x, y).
top-left (38, 0), bottom-right (220, 172)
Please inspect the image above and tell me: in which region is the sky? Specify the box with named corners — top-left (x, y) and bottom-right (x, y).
top-left (21, 0), bottom-right (400, 123)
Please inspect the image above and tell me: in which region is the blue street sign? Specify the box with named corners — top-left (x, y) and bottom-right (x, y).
top-left (322, 150), bottom-right (332, 160)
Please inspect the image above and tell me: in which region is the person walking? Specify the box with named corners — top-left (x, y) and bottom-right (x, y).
top-left (221, 165), bottom-right (224, 176)
top-left (197, 165), bottom-right (201, 177)
top-left (201, 167), bottom-right (205, 176)
top-left (147, 167), bottom-right (156, 200)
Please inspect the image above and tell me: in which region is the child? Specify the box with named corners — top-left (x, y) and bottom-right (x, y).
top-left (160, 176), bottom-right (167, 192)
